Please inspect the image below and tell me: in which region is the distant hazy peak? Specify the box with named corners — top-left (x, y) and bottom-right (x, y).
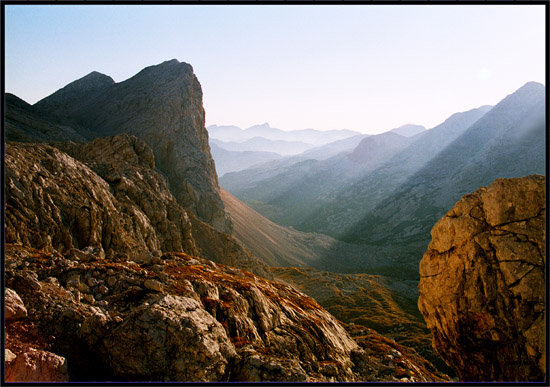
top-left (247, 123), bottom-right (271, 130)
top-left (504, 81), bottom-right (545, 102)
top-left (389, 124), bottom-right (426, 137)
top-left (521, 80), bottom-right (545, 90)
top-left (477, 105), bottom-right (493, 113)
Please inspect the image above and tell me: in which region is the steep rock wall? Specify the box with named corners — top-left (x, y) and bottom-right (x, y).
top-left (34, 60), bottom-right (231, 233)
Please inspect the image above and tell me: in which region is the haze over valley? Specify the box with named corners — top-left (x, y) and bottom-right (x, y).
top-left (4, 3), bottom-right (545, 383)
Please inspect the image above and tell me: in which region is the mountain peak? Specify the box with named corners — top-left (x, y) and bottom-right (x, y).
top-left (130, 59), bottom-right (194, 83)
top-left (389, 124), bottom-right (426, 137)
top-left (247, 123), bottom-right (271, 130)
top-left (33, 70), bottom-right (114, 110)
top-left (65, 71), bottom-right (115, 92)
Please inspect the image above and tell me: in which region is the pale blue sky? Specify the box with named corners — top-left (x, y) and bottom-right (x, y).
top-left (4, 4), bottom-right (546, 134)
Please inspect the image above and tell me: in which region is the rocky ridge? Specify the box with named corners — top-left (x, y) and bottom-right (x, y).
top-left (418, 175), bottom-right (545, 381)
top-left (4, 244), bottom-right (447, 382)
top-left (33, 59), bottom-right (230, 233)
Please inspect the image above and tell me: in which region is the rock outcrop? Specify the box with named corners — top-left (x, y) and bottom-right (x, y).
top-left (418, 175), bottom-right (545, 381)
top-left (4, 136), bottom-right (270, 278)
top-left (33, 59), bottom-right (231, 233)
top-left (5, 138), bottom-right (198, 258)
top-left (4, 244), bottom-right (446, 382)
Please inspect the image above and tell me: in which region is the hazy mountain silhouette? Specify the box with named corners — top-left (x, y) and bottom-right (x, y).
top-left (210, 142), bottom-right (282, 176)
top-left (212, 136), bottom-right (315, 156)
top-left (221, 82), bottom-right (544, 279)
top-left (208, 123), bottom-right (360, 146)
top-left (389, 124), bottom-right (426, 137)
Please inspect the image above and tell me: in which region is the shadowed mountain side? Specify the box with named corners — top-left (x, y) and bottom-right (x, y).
top-left (33, 59), bottom-right (231, 233)
top-left (296, 106), bottom-right (491, 238)
top-left (220, 131), bottom-right (417, 228)
top-left (271, 267), bottom-right (454, 376)
top-left (339, 81), bottom-right (546, 249)
top-left (220, 189), bottom-right (409, 275)
top-left (221, 188), bottom-right (350, 268)
top-left (5, 93), bottom-right (89, 143)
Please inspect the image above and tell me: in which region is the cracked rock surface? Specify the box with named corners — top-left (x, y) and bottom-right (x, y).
top-left (418, 175), bottom-right (545, 381)
top-left (4, 244), bottom-right (447, 382)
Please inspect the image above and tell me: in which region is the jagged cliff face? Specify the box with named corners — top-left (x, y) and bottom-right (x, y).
top-left (418, 175), bottom-right (545, 381)
top-left (33, 59), bottom-right (230, 233)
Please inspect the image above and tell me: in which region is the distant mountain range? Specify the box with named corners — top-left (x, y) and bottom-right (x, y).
top-left (207, 123), bottom-right (367, 175)
top-left (209, 123), bottom-right (428, 176)
top-left (208, 123), bottom-right (361, 145)
top-left (221, 82), bottom-right (545, 277)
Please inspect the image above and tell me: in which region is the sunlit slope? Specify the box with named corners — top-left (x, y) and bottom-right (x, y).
top-left (220, 188), bottom-right (336, 267)
top-left (271, 266), bottom-right (451, 375)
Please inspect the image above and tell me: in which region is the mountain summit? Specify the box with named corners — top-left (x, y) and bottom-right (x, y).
top-left (33, 59), bottom-right (230, 233)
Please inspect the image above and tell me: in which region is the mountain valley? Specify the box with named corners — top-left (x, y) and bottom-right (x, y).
top-left (3, 59), bottom-right (545, 383)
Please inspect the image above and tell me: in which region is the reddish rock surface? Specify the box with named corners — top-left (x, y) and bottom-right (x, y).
top-left (418, 175), bottom-right (545, 381)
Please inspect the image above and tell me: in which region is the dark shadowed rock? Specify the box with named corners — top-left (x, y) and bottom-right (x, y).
top-left (34, 60), bottom-right (231, 233)
top-left (418, 175), bottom-right (545, 381)
top-left (5, 93), bottom-right (88, 143)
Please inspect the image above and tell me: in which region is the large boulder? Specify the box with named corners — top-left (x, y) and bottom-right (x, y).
top-left (418, 175), bottom-right (545, 381)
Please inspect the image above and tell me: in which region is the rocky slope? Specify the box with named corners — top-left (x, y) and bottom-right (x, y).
top-left (418, 175), bottom-right (545, 381)
top-left (4, 244), bottom-right (447, 382)
top-left (4, 131), bottom-right (447, 382)
top-left (34, 59), bottom-right (230, 233)
top-left (271, 267), bottom-right (452, 373)
top-left (5, 136), bottom-right (271, 279)
top-left (5, 93), bottom-right (89, 143)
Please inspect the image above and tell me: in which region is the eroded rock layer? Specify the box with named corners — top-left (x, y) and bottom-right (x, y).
top-left (5, 244), bottom-right (447, 382)
top-left (418, 175), bottom-right (545, 381)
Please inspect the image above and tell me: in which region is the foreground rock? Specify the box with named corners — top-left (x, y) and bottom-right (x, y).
top-left (5, 244), bottom-right (447, 382)
top-left (5, 348), bottom-right (69, 382)
top-left (418, 175), bottom-right (545, 381)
